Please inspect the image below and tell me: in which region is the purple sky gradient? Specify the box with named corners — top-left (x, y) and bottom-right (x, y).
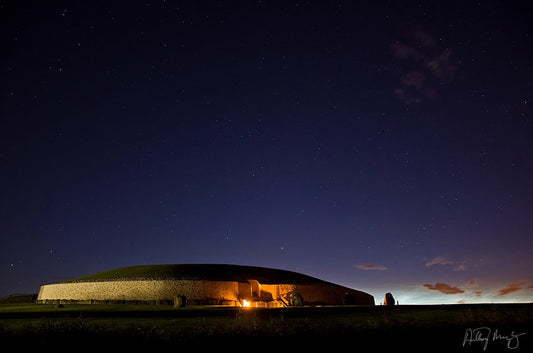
top-left (1, 1), bottom-right (532, 303)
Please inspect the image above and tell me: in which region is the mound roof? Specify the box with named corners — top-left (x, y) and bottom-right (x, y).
top-left (63, 264), bottom-right (336, 285)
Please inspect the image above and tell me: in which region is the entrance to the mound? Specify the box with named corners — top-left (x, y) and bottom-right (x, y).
top-left (248, 279), bottom-right (261, 298)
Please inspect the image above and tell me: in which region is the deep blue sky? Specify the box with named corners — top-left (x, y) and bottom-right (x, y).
top-left (1, 1), bottom-right (532, 303)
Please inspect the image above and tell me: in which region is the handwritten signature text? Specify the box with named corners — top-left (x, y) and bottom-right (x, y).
top-left (463, 327), bottom-right (527, 350)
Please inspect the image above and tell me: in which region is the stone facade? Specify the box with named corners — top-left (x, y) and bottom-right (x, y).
top-left (38, 280), bottom-right (243, 305)
top-left (37, 279), bottom-right (374, 306)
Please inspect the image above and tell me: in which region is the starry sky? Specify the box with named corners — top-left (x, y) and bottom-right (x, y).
top-left (1, 1), bottom-right (532, 304)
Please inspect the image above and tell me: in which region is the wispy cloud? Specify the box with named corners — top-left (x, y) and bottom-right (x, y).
top-left (402, 71), bottom-right (426, 91)
top-left (464, 279), bottom-right (482, 298)
top-left (423, 282), bottom-right (465, 295)
top-left (391, 29), bottom-right (457, 104)
top-left (498, 281), bottom-right (528, 296)
top-left (453, 264), bottom-right (468, 272)
top-left (425, 256), bottom-right (454, 267)
top-left (426, 49), bottom-right (455, 79)
top-left (391, 42), bottom-right (422, 61)
top-left (425, 256), bottom-right (468, 271)
top-left (356, 263), bottom-right (387, 271)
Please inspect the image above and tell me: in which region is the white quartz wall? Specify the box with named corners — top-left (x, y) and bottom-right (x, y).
top-left (37, 280), bottom-right (239, 301)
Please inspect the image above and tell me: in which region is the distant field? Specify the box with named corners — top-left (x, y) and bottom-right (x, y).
top-left (1, 303), bottom-right (532, 351)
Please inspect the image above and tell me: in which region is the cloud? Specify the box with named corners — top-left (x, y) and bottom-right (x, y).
top-left (425, 256), bottom-right (454, 267)
top-left (393, 88), bottom-right (421, 105)
top-left (498, 281), bottom-right (528, 296)
top-left (391, 42), bottom-right (421, 61)
top-left (425, 256), bottom-right (468, 271)
top-left (356, 263), bottom-right (387, 271)
top-left (453, 264), bottom-right (468, 272)
top-left (402, 71), bottom-right (425, 91)
top-left (425, 48), bottom-right (456, 80)
top-left (423, 282), bottom-right (465, 295)
top-left (391, 30), bottom-right (456, 104)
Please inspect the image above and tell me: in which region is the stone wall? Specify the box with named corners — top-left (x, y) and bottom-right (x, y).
top-left (37, 280), bottom-right (374, 306)
top-left (37, 280), bottom-right (239, 303)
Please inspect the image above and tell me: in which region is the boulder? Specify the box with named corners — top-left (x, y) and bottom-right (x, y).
top-left (290, 291), bottom-right (304, 306)
top-left (384, 292), bottom-right (395, 306)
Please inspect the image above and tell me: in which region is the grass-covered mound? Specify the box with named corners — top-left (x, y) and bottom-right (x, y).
top-left (0, 294), bottom-right (37, 304)
top-left (63, 264), bottom-right (334, 285)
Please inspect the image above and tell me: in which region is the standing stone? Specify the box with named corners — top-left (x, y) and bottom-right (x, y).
top-left (290, 292), bottom-right (304, 306)
top-left (384, 292), bottom-right (395, 306)
top-left (173, 294), bottom-right (187, 308)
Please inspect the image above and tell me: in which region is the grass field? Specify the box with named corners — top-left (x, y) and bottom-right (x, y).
top-left (1, 303), bottom-right (532, 351)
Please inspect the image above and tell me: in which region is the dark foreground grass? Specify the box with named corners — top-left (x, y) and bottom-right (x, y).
top-left (1, 304), bottom-right (532, 351)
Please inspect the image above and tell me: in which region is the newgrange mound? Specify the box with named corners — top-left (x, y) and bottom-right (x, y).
top-left (37, 264), bottom-right (374, 307)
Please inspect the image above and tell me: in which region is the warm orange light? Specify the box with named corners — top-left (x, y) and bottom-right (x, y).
top-left (242, 299), bottom-right (251, 308)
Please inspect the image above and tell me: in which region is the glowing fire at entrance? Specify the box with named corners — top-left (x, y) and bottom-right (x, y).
top-left (242, 299), bottom-right (251, 308)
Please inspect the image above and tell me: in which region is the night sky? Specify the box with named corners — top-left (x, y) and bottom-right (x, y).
top-left (2, 1), bottom-right (532, 304)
